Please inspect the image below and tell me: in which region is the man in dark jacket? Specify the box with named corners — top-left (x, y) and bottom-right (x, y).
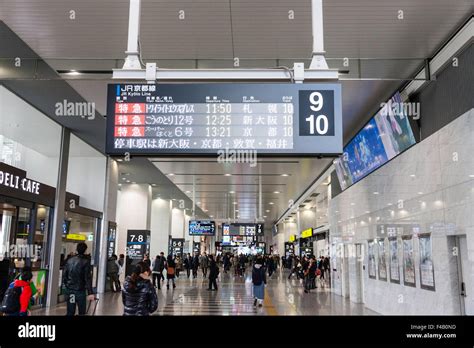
top-left (107, 254), bottom-right (120, 292)
top-left (207, 255), bottom-right (219, 291)
top-left (304, 257), bottom-right (318, 293)
top-left (62, 242), bottom-right (95, 315)
top-left (151, 253), bottom-right (166, 289)
top-left (184, 253), bottom-right (192, 278)
top-left (192, 252), bottom-right (200, 279)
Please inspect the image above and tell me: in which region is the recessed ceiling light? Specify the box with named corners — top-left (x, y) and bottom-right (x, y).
top-left (365, 211), bottom-right (370, 213)
top-left (126, 180), bottom-right (131, 183)
top-left (122, 178), bottom-right (127, 181)
top-left (196, 202), bottom-right (201, 205)
top-left (273, 191), bottom-right (280, 194)
top-left (233, 202), bottom-right (237, 205)
top-left (68, 70), bottom-right (81, 75)
top-left (469, 175), bottom-right (474, 178)
top-left (387, 203), bottom-right (392, 206)
top-left (209, 215), bottom-right (214, 218)
top-left (263, 216), bottom-right (267, 218)
top-left (417, 192), bottom-right (423, 195)
top-left (168, 173), bottom-right (175, 176)
top-left (410, 174), bottom-right (416, 177)
top-left (185, 191), bottom-right (191, 194)
top-left (281, 174), bottom-right (289, 177)
top-left (229, 191), bottom-right (235, 194)
top-left (266, 210), bottom-right (270, 213)
top-left (116, 159), bottom-right (123, 162)
top-left (350, 203), bottom-right (355, 205)
top-left (235, 210), bottom-right (239, 212)
top-left (373, 192), bottom-right (379, 195)
top-left (335, 210), bottom-right (339, 213)
top-left (224, 174), bottom-right (232, 176)
top-left (151, 184), bottom-right (157, 186)
top-left (269, 202), bottom-right (274, 205)
top-left (118, 184), bottom-right (122, 187)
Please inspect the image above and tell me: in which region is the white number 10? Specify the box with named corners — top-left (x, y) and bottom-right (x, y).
top-left (306, 92), bottom-right (328, 134)
top-left (305, 115), bottom-right (328, 134)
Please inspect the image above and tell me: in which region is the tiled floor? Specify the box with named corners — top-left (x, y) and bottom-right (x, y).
top-left (32, 269), bottom-right (378, 316)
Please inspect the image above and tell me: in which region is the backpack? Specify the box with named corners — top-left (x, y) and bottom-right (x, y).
top-left (316, 268), bottom-right (322, 277)
top-left (1, 285), bottom-right (22, 314)
top-left (167, 267), bottom-right (175, 275)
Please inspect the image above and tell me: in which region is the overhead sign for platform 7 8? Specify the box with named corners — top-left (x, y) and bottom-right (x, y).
top-left (106, 83), bottom-right (342, 156)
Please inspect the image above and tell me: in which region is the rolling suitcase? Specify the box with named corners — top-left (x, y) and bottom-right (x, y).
top-left (86, 298), bottom-right (99, 316)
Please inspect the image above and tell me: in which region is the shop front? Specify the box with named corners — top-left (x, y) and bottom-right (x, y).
top-left (0, 162), bottom-right (102, 307)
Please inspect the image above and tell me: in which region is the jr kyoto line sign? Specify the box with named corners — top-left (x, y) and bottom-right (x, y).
top-left (106, 84), bottom-right (342, 155)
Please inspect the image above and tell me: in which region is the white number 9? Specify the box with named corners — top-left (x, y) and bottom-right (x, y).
top-left (309, 92), bottom-right (323, 112)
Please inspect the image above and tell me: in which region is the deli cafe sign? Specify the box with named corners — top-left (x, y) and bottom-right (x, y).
top-left (0, 168), bottom-right (41, 195)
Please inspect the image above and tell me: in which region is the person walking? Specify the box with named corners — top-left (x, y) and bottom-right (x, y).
top-left (232, 254), bottom-right (239, 276)
top-left (175, 255), bottom-right (183, 278)
top-left (62, 242), bottom-right (95, 316)
top-left (1, 268), bottom-right (34, 316)
top-left (151, 254), bottom-right (165, 289)
top-left (252, 257), bottom-right (266, 307)
top-left (200, 252), bottom-right (209, 277)
top-left (184, 253), bottom-right (192, 278)
top-left (106, 254), bottom-right (121, 292)
top-left (207, 255), bottom-right (219, 291)
top-left (122, 261), bottom-right (158, 316)
top-left (192, 252), bottom-right (200, 279)
top-left (165, 255), bottom-right (176, 290)
top-left (238, 254), bottom-right (246, 277)
top-left (267, 256), bottom-right (275, 277)
top-left (0, 258), bottom-right (10, 303)
top-left (304, 257), bottom-right (318, 293)
top-left (318, 256), bottom-right (325, 282)
top-left (143, 254), bottom-right (151, 269)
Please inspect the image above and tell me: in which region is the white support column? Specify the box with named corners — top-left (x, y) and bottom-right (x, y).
top-left (309, 0), bottom-right (329, 70)
top-left (97, 158), bottom-right (119, 295)
top-left (122, 0), bottom-right (142, 70)
top-left (46, 128), bottom-right (70, 308)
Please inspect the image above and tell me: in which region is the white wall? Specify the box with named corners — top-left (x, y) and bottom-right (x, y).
top-left (171, 208), bottom-right (185, 239)
top-left (150, 198), bottom-right (171, 258)
top-left (329, 108), bottom-right (474, 315)
top-left (67, 156), bottom-right (106, 212)
top-left (116, 184), bottom-right (152, 257)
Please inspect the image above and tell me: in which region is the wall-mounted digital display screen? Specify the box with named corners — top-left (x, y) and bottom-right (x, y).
top-left (223, 223), bottom-right (264, 236)
top-left (189, 220), bottom-right (216, 236)
top-left (334, 92), bottom-right (416, 190)
top-left (106, 83), bottom-right (342, 156)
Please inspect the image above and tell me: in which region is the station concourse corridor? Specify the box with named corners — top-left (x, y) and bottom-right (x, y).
top-left (0, 0), bottom-right (473, 346)
top-left (33, 268), bottom-right (376, 316)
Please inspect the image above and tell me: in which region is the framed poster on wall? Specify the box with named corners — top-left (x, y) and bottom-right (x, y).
top-left (419, 233), bottom-right (435, 291)
top-left (388, 238), bottom-right (400, 284)
top-left (367, 240), bottom-right (377, 279)
top-left (402, 236), bottom-right (416, 287)
top-left (377, 238), bottom-right (388, 281)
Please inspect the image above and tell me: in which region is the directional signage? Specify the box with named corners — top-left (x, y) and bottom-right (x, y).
top-left (106, 84), bottom-right (342, 155)
top-left (301, 228), bottom-right (313, 239)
